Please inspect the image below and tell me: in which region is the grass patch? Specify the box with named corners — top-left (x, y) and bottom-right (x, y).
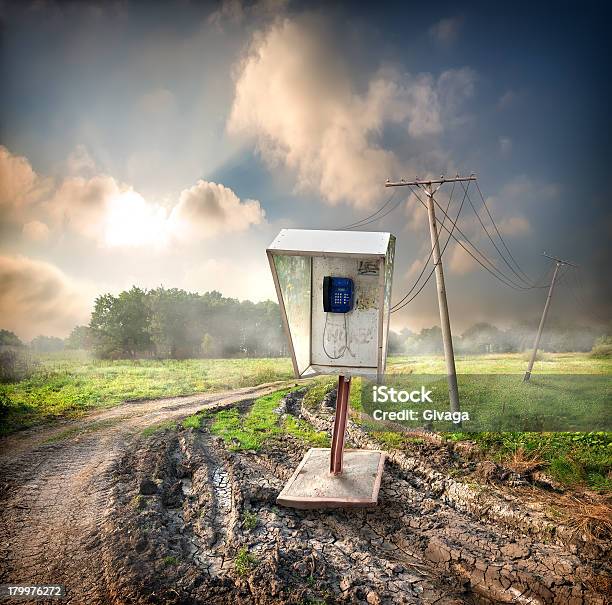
top-left (387, 352), bottom-right (612, 375)
top-left (210, 388), bottom-right (329, 450)
top-left (283, 414), bottom-right (329, 447)
top-left (0, 353), bottom-right (293, 435)
top-left (372, 431), bottom-right (424, 448)
top-left (302, 377), bottom-right (335, 410)
top-left (163, 555), bottom-right (179, 566)
top-left (210, 389), bottom-right (289, 450)
top-left (142, 419), bottom-right (177, 437)
top-left (242, 510), bottom-right (258, 531)
top-left (182, 413), bottom-right (204, 429)
top-left (447, 431), bottom-right (612, 492)
top-left (234, 547), bottom-right (258, 576)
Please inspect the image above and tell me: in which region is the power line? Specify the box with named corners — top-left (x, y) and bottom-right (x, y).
top-left (461, 180), bottom-right (535, 287)
top-left (390, 180), bottom-right (458, 310)
top-left (337, 190), bottom-right (397, 230)
top-left (473, 179), bottom-right (537, 286)
top-left (409, 185), bottom-right (530, 290)
top-left (385, 175), bottom-right (470, 415)
top-left (559, 266), bottom-right (610, 324)
top-left (344, 192), bottom-right (405, 229)
top-left (409, 185), bottom-right (549, 291)
top-left (391, 181), bottom-right (468, 313)
top-left (390, 180), bottom-right (456, 308)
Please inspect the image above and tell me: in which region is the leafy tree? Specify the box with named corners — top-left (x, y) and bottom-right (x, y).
top-left (387, 330), bottom-right (404, 355)
top-left (89, 287), bottom-right (152, 358)
top-left (0, 329), bottom-right (23, 347)
top-left (30, 335), bottom-right (64, 353)
top-left (201, 333), bottom-right (215, 357)
top-left (87, 286), bottom-right (286, 359)
top-left (65, 325), bottom-right (92, 350)
top-left (459, 322), bottom-right (506, 353)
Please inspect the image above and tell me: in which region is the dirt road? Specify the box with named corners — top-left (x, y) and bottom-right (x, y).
top-left (0, 385), bottom-right (608, 604)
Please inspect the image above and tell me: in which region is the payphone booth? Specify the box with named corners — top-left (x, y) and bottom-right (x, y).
top-left (267, 229), bottom-right (395, 508)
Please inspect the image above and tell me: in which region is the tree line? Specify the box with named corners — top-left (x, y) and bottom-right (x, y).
top-left (0, 287), bottom-right (608, 360)
top-left (85, 287), bottom-right (289, 359)
top-left (388, 321), bottom-right (605, 356)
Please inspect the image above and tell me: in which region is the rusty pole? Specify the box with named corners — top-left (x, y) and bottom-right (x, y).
top-left (330, 375), bottom-right (351, 475)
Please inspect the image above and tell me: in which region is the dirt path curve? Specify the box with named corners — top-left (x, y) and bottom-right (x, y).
top-left (0, 381), bottom-right (299, 604)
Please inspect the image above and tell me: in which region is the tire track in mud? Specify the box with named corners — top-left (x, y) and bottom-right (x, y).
top-left (0, 382), bottom-right (300, 605)
top-left (97, 390), bottom-right (608, 604)
top-left (0, 385), bottom-right (609, 604)
top-left (102, 413), bottom-right (469, 604)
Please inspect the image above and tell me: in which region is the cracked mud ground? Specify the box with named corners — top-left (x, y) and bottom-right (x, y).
top-left (0, 386), bottom-right (609, 604)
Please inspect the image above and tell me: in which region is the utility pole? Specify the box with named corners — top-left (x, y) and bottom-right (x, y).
top-left (523, 253), bottom-right (577, 382)
top-left (385, 174), bottom-right (476, 414)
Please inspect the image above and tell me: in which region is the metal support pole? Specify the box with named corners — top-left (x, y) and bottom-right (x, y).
top-left (523, 262), bottom-right (561, 382)
top-left (424, 183), bottom-right (461, 414)
top-left (330, 375), bottom-right (351, 475)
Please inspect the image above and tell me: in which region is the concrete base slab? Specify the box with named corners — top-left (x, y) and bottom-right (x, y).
top-left (277, 448), bottom-right (385, 509)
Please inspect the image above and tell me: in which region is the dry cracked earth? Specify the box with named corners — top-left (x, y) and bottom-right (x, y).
top-left (0, 383), bottom-right (609, 605)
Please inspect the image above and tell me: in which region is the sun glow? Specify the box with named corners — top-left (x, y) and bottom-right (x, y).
top-left (104, 190), bottom-right (168, 247)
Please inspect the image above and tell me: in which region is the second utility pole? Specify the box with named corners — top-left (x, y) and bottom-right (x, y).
top-left (386, 175), bottom-right (475, 414)
top-left (424, 181), bottom-right (460, 414)
top-left (523, 252), bottom-right (576, 382)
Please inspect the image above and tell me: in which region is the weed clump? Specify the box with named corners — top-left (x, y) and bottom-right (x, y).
top-left (163, 555), bottom-right (179, 566)
top-left (234, 547), bottom-right (257, 576)
top-left (242, 510), bottom-right (258, 531)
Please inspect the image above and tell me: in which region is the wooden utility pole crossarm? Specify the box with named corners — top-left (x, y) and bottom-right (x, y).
top-left (386, 175), bottom-right (476, 187)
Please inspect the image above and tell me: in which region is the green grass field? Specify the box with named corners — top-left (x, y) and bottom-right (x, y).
top-left (0, 352), bottom-right (293, 434)
top-left (1, 351), bottom-right (610, 493)
top-left (387, 352), bottom-right (612, 375)
top-left (1, 352), bottom-right (609, 436)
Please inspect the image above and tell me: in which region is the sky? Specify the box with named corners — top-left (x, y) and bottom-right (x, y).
top-left (0, 0), bottom-right (610, 340)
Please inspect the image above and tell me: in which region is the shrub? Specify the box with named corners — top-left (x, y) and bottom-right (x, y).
top-left (591, 336), bottom-right (612, 358)
top-left (234, 547), bottom-right (258, 576)
top-left (0, 347), bottom-right (36, 382)
top-left (0, 392), bottom-right (11, 420)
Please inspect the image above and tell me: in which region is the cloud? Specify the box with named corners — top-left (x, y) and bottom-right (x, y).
top-left (448, 242), bottom-right (476, 275)
top-left (0, 255), bottom-right (92, 340)
top-left (429, 16), bottom-right (464, 46)
top-left (138, 88), bottom-right (177, 115)
top-left (22, 220), bottom-right (50, 242)
top-left (497, 175), bottom-right (560, 202)
top-left (0, 146), bottom-right (50, 215)
top-left (104, 190), bottom-right (169, 247)
top-left (169, 180), bottom-right (265, 240)
top-left (228, 17), bottom-right (476, 208)
top-left (497, 89), bottom-right (523, 110)
top-left (0, 144), bottom-right (267, 248)
top-left (208, 0), bottom-right (288, 27)
top-left (497, 215), bottom-right (530, 237)
top-left (45, 174), bottom-right (121, 241)
top-left (66, 144), bottom-right (96, 176)
top-left (45, 174), bottom-right (264, 246)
